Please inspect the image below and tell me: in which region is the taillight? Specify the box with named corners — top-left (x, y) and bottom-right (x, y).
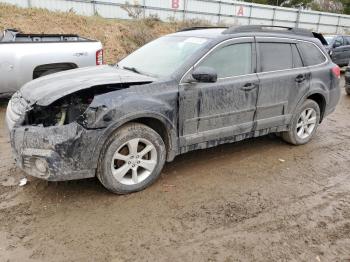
top-left (96, 49), bottom-right (103, 65)
top-left (332, 65), bottom-right (340, 79)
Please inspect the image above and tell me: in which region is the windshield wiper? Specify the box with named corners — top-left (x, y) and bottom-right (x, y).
top-left (122, 66), bottom-right (142, 75)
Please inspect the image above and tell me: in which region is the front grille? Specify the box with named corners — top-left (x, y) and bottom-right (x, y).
top-left (6, 92), bottom-right (29, 131)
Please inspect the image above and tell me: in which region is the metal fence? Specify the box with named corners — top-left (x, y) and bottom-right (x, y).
top-left (2, 0), bottom-right (350, 33)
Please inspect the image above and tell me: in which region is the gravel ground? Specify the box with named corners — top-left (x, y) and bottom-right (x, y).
top-left (0, 80), bottom-right (350, 262)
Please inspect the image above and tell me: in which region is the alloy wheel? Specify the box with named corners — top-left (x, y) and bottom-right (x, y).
top-left (296, 108), bottom-right (317, 140)
top-left (110, 138), bottom-right (157, 185)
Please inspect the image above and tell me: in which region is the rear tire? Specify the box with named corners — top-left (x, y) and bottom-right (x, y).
top-left (282, 99), bottom-right (320, 145)
top-left (97, 123), bottom-right (166, 194)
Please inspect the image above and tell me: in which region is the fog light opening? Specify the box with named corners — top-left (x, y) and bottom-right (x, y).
top-left (35, 158), bottom-right (47, 173)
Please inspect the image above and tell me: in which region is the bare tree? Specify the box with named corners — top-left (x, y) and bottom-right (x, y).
top-left (121, 0), bottom-right (143, 19)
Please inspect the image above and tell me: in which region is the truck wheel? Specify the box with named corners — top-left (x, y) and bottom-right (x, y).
top-left (97, 123), bottom-right (166, 194)
top-left (282, 99), bottom-right (320, 145)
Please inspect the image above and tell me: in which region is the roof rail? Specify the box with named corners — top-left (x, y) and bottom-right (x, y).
top-left (223, 25), bottom-right (313, 37)
top-left (178, 26), bottom-right (228, 32)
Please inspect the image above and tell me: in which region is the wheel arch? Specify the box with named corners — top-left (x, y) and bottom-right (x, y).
top-left (306, 93), bottom-right (327, 122)
top-left (92, 112), bottom-right (178, 169)
top-left (33, 62), bottom-right (78, 79)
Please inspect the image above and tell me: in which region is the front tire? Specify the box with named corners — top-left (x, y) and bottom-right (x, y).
top-left (282, 99), bottom-right (320, 145)
top-left (97, 123), bottom-right (166, 194)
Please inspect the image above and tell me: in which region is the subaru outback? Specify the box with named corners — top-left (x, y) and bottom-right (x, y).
top-left (6, 25), bottom-right (341, 194)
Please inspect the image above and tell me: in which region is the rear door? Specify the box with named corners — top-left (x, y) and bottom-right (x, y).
top-left (255, 38), bottom-right (310, 130)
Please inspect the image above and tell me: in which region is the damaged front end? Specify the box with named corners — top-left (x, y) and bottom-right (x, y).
top-left (6, 65), bottom-right (156, 181)
top-left (6, 81), bottom-right (151, 181)
top-left (6, 88), bottom-right (109, 181)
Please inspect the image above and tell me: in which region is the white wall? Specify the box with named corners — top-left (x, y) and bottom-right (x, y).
top-left (2, 0), bottom-right (350, 33)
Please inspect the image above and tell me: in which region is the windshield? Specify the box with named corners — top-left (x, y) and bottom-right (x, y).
top-left (118, 36), bottom-right (209, 78)
top-left (0, 31), bottom-right (4, 42)
top-left (324, 36), bottom-right (335, 45)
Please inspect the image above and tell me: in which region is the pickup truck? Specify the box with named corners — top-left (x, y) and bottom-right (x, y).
top-left (0, 29), bottom-right (103, 98)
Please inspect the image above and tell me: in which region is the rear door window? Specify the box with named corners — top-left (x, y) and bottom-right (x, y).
top-left (259, 43), bottom-right (293, 72)
top-left (298, 42), bottom-right (326, 66)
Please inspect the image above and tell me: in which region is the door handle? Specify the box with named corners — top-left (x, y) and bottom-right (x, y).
top-left (240, 83), bottom-right (257, 91)
top-left (295, 74), bottom-right (306, 83)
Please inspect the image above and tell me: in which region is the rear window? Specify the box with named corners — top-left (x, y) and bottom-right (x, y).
top-left (298, 42), bottom-right (326, 66)
top-left (259, 43), bottom-right (293, 72)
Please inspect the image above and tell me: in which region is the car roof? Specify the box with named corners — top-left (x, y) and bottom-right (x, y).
top-left (168, 25), bottom-right (329, 46)
top-left (168, 28), bottom-right (226, 38)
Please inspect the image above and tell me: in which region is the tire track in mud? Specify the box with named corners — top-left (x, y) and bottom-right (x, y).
top-left (154, 171), bottom-right (350, 261)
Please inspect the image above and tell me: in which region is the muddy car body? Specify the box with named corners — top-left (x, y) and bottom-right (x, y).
top-left (6, 26), bottom-right (341, 194)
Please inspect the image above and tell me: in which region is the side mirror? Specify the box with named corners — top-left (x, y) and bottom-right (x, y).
top-left (192, 66), bottom-right (218, 83)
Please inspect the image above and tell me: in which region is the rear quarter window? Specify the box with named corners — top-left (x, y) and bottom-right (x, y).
top-left (292, 44), bottom-right (303, 68)
top-left (298, 42), bottom-right (326, 66)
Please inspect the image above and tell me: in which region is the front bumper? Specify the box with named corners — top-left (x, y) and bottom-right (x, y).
top-left (10, 123), bottom-right (101, 181)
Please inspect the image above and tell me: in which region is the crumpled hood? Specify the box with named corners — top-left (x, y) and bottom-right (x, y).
top-left (20, 65), bottom-right (156, 106)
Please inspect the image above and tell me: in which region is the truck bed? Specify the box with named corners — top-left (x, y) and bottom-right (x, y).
top-left (1, 29), bottom-right (95, 43)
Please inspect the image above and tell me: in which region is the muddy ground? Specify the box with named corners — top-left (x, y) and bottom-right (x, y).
top-left (0, 81), bottom-right (350, 262)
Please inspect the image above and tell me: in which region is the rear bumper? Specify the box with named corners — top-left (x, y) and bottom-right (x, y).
top-left (322, 79), bottom-right (341, 120)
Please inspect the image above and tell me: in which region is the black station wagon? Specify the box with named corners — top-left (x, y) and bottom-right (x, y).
top-left (6, 25), bottom-right (341, 194)
top-left (324, 34), bottom-right (350, 66)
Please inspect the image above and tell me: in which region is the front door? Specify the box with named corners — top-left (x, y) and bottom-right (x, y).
top-left (179, 37), bottom-right (259, 147)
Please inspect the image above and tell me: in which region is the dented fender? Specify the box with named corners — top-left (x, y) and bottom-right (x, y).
top-left (85, 90), bottom-right (179, 163)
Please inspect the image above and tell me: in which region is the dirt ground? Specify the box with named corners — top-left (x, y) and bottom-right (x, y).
top-left (0, 80), bottom-right (350, 262)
